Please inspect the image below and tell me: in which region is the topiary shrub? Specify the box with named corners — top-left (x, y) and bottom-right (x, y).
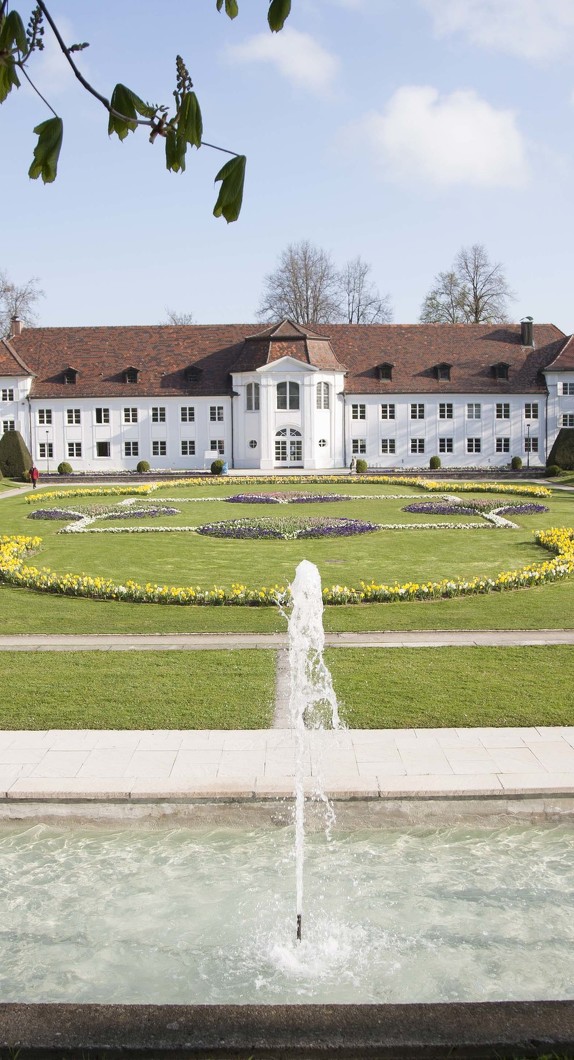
top-left (57, 461), bottom-right (72, 475)
top-left (546, 464), bottom-right (562, 477)
top-left (355, 458), bottom-right (368, 474)
top-left (0, 429), bottom-right (33, 479)
top-left (429, 455), bottom-right (441, 470)
top-left (511, 455), bottom-right (523, 471)
top-left (547, 428), bottom-right (574, 471)
top-left (136, 460), bottom-right (151, 473)
top-left (211, 458), bottom-right (225, 475)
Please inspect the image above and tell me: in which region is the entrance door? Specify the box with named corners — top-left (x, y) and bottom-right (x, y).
top-left (275, 428), bottom-right (303, 465)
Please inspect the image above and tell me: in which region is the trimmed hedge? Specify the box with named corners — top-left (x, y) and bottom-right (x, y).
top-left (0, 430), bottom-right (33, 479)
top-left (547, 428), bottom-right (574, 471)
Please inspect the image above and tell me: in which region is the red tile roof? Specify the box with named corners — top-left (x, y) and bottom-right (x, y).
top-left (6, 321), bottom-right (570, 398)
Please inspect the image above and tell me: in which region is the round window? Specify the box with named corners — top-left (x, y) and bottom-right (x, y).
top-left (248, 439), bottom-right (257, 449)
top-left (318, 439), bottom-right (327, 448)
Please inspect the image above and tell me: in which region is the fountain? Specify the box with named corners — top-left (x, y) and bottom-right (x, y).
top-left (287, 559), bottom-right (342, 943)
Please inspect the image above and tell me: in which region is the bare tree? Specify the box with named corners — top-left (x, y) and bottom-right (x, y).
top-left (419, 270), bottom-right (466, 324)
top-left (257, 240), bottom-right (342, 325)
top-left (338, 256), bottom-right (392, 324)
top-left (0, 270), bottom-right (44, 336)
top-left (162, 308), bottom-right (195, 325)
top-left (419, 245), bottom-right (515, 324)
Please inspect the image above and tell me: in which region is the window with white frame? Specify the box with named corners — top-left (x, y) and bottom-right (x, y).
top-left (380, 403), bottom-right (395, 420)
top-left (95, 408), bottom-right (110, 424)
top-left (410, 403), bottom-right (424, 419)
top-left (351, 403), bottom-right (366, 420)
top-left (561, 382), bottom-right (574, 396)
top-left (96, 441), bottom-right (110, 457)
top-left (152, 440), bottom-right (167, 456)
top-left (381, 438), bottom-right (396, 454)
top-left (209, 405), bottom-right (224, 422)
top-left (181, 440), bottom-right (196, 456)
top-left (123, 407), bottom-right (138, 423)
top-left (246, 383), bottom-right (260, 411)
top-left (525, 435), bottom-right (539, 453)
top-left (410, 438), bottom-right (425, 454)
top-left (439, 403), bottom-right (453, 420)
top-left (562, 413), bottom-right (574, 427)
top-left (67, 442), bottom-right (82, 458)
top-left (525, 402), bottom-right (539, 419)
top-left (38, 409), bottom-right (52, 425)
top-left (152, 407), bottom-right (166, 423)
top-left (352, 438), bottom-right (366, 455)
top-left (439, 438), bottom-right (453, 453)
top-left (316, 382), bottom-right (330, 409)
top-left (467, 403), bottom-right (481, 419)
top-left (467, 438), bottom-right (481, 453)
top-left (496, 403), bottom-right (510, 419)
top-left (66, 409), bottom-right (81, 425)
top-left (180, 406), bottom-right (195, 422)
top-left (39, 442), bottom-right (53, 458)
top-left (496, 438), bottom-right (510, 452)
top-left (277, 382), bottom-right (300, 410)
top-left (1, 388), bottom-right (14, 401)
top-left (3, 420), bottom-right (15, 433)
top-left (210, 439), bottom-right (225, 454)
top-left (124, 442), bottom-right (139, 457)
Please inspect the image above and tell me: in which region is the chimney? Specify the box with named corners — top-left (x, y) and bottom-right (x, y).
top-left (520, 316), bottom-right (534, 347)
top-left (10, 316), bottom-right (23, 338)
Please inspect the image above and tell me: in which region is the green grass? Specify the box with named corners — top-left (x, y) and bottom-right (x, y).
top-left (327, 646), bottom-right (574, 728)
top-left (2, 573), bottom-right (573, 634)
top-left (0, 650), bottom-right (276, 729)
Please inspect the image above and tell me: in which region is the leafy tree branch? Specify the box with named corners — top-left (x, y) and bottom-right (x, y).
top-left (0, 2), bottom-right (293, 219)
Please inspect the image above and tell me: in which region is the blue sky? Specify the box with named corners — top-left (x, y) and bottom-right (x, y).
top-left (3, 0), bottom-right (574, 331)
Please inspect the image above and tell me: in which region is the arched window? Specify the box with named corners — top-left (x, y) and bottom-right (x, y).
top-left (246, 382), bottom-right (260, 411)
top-left (276, 381), bottom-right (300, 410)
top-left (316, 382), bottom-right (330, 409)
top-left (275, 427), bottom-right (302, 463)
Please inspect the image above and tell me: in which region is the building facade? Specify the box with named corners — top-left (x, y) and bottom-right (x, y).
top-left (1, 317), bottom-right (573, 472)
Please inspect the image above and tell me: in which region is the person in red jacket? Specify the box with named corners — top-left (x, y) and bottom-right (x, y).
top-left (30, 465), bottom-right (39, 489)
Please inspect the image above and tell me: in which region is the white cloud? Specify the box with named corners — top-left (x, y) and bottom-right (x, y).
top-left (421, 0), bottom-right (574, 61)
top-left (354, 85), bottom-right (528, 188)
top-left (225, 27), bottom-right (339, 96)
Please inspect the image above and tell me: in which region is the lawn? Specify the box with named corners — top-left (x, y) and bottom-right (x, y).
top-left (327, 646), bottom-right (574, 728)
top-left (0, 650), bottom-right (276, 729)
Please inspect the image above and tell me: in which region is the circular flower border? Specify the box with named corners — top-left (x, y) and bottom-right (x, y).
top-left (196, 516), bottom-right (381, 539)
top-left (1, 527), bottom-right (572, 607)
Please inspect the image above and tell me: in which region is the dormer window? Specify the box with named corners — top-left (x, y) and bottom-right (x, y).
top-left (435, 362), bottom-right (451, 382)
top-left (377, 362), bottom-right (393, 381)
top-left (184, 365), bottom-right (202, 384)
top-left (63, 367), bottom-right (78, 385)
top-left (493, 362), bottom-right (510, 381)
top-left (124, 367), bottom-right (139, 384)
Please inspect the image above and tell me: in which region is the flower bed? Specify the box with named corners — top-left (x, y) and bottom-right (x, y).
top-left (225, 492), bottom-right (352, 504)
top-left (27, 508), bottom-right (84, 521)
top-left (101, 507), bottom-right (180, 520)
top-left (25, 476), bottom-right (552, 504)
top-left (2, 527), bottom-right (572, 607)
top-left (196, 516), bottom-right (380, 540)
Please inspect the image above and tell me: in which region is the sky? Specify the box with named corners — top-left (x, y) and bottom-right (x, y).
top-left (2, 0), bottom-right (574, 332)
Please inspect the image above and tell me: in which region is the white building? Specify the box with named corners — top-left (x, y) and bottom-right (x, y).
top-left (1, 317), bottom-right (573, 472)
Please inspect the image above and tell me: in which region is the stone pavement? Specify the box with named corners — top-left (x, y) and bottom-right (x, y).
top-left (3, 726), bottom-right (574, 801)
top-left (0, 630), bottom-right (573, 650)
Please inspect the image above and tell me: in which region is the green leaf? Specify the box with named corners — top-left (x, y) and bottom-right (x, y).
top-left (213, 154), bottom-right (246, 223)
top-left (108, 84), bottom-right (154, 140)
top-left (28, 116), bottom-right (63, 183)
top-left (0, 10), bottom-right (28, 54)
top-left (0, 60), bottom-right (20, 103)
top-left (178, 91), bottom-right (202, 148)
top-left (216, 0), bottom-right (239, 17)
top-left (165, 129), bottom-right (186, 173)
top-left (268, 0), bottom-right (291, 31)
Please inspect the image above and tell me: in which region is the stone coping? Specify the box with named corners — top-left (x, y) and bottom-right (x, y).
top-left (4, 727), bottom-right (574, 805)
top-left (2, 1000), bottom-right (574, 1057)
